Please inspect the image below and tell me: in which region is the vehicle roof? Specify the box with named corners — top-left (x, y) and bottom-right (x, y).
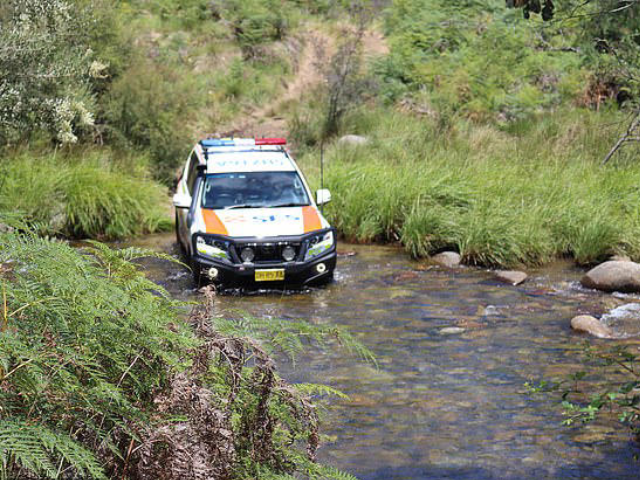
top-left (203, 147), bottom-right (297, 174)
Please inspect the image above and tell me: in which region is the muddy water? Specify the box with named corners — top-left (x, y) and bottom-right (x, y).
top-left (120, 234), bottom-right (640, 480)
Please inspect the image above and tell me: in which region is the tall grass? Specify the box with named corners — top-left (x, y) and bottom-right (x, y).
top-left (299, 107), bottom-right (640, 267)
top-left (0, 149), bottom-right (171, 239)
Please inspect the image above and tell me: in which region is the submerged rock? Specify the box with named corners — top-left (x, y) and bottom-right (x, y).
top-left (570, 315), bottom-right (613, 339)
top-left (581, 261), bottom-right (640, 293)
top-left (599, 303), bottom-right (640, 337)
top-left (478, 305), bottom-right (501, 317)
top-left (432, 251), bottom-right (461, 268)
top-left (338, 134), bottom-right (368, 146)
top-left (439, 327), bottom-right (466, 335)
top-left (494, 270), bottom-right (528, 286)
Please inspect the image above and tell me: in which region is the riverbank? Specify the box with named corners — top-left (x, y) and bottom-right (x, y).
top-left (0, 148), bottom-right (171, 239)
top-left (297, 107), bottom-right (640, 268)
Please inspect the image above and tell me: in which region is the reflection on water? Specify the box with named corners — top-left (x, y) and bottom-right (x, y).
top-left (118, 234), bottom-right (640, 480)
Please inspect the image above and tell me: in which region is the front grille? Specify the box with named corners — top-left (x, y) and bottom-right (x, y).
top-left (233, 243), bottom-right (301, 264)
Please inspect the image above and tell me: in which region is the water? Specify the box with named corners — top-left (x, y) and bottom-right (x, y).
top-left (117, 233), bottom-right (640, 480)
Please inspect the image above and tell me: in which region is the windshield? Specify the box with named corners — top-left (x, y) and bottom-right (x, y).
top-left (201, 171), bottom-right (311, 210)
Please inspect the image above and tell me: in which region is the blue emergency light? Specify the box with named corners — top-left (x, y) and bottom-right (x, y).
top-left (200, 139), bottom-right (236, 147)
top-left (200, 138), bottom-right (286, 148)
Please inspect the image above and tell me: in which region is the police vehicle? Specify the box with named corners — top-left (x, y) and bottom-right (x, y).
top-left (173, 138), bottom-right (336, 286)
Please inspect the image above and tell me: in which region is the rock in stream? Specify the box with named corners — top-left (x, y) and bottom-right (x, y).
top-left (493, 270), bottom-right (528, 286)
top-left (432, 251), bottom-right (461, 268)
top-left (581, 261), bottom-right (640, 293)
top-left (570, 315), bottom-right (614, 339)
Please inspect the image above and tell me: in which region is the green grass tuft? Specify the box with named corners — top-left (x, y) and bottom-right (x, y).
top-left (0, 148), bottom-right (171, 239)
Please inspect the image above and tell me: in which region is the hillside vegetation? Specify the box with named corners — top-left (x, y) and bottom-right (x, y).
top-left (2, 0), bottom-right (639, 260)
top-left (0, 0), bottom-right (342, 238)
top-left (292, 0), bottom-right (640, 267)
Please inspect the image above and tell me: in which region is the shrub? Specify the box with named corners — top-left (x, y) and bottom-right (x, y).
top-left (379, 0), bottom-right (589, 121)
top-left (0, 0), bottom-right (100, 145)
top-left (103, 58), bottom-right (202, 182)
top-left (223, 0), bottom-right (293, 58)
top-left (0, 233), bottom-right (193, 479)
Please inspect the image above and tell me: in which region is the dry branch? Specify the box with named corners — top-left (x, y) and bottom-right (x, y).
top-left (602, 110), bottom-right (640, 164)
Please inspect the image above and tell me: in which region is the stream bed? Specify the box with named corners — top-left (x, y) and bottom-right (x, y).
top-left (122, 234), bottom-right (640, 480)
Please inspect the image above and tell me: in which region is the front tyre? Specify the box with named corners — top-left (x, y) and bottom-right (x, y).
top-left (175, 213), bottom-right (186, 255)
top-left (191, 257), bottom-right (203, 287)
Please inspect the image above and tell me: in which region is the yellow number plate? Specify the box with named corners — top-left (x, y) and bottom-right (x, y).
top-left (255, 269), bottom-right (285, 282)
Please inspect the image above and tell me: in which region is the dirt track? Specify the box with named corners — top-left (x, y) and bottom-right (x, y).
top-left (220, 25), bottom-right (388, 139)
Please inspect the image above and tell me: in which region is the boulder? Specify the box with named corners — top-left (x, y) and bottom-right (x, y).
top-left (581, 261), bottom-right (640, 293)
top-left (432, 251), bottom-right (461, 268)
top-left (570, 315), bottom-right (614, 339)
top-left (338, 134), bottom-right (368, 146)
top-left (494, 270), bottom-right (528, 286)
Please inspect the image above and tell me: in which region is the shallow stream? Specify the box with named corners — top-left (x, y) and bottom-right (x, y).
top-left (120, 234), bottom-right (640, 480)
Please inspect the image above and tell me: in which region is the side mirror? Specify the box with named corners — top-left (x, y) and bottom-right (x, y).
top-left (173, 193), bottom-right (192, 209)
top-left (316, 189), bottom-right (331, 206)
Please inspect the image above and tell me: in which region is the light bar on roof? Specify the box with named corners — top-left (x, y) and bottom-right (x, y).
top-left (255, 138), bottom-right (286, 145)
top-left (200, 138), bottom-right (287, 148)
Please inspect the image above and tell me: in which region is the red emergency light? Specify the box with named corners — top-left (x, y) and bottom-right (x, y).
top-left (255, 138), bottom-right (287, 146)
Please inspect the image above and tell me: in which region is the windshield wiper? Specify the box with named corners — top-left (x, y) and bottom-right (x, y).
top-left (224, 204), bottom-right (263, 210)
top-left (270, 203), bottom-right (310, 208)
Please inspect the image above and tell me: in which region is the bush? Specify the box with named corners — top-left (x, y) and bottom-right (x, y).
top-left (0, 149), bottom-right (171, 239)
top-left (103, 59), bottom-right (202, 182)
top-left (379, 0), bottom-right (588, 121)
top-left (0, 0), bottom-right (101, 145)
top-left (223, 0), bottom-right (293, 58)
top-left (0, 234), bottom-right (193, 479)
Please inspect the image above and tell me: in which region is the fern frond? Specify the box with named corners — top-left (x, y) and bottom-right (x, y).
top-left (211, 313), bottom-right (376, 367)
top-left (294, 383), bottom-right (350, 400)
top-left (315, 465), bottom-right (360, 480)
top-left (0, 421), bottom-right (106, 479)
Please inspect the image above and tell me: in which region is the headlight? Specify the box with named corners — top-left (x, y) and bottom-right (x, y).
top-left (196, 235), bottom-right (230, 261)
top-left (305, 231), bottom-right (334, 260)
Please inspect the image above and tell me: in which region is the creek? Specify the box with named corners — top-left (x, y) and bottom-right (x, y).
top-left (119, 233), bottom-right (640, 480)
